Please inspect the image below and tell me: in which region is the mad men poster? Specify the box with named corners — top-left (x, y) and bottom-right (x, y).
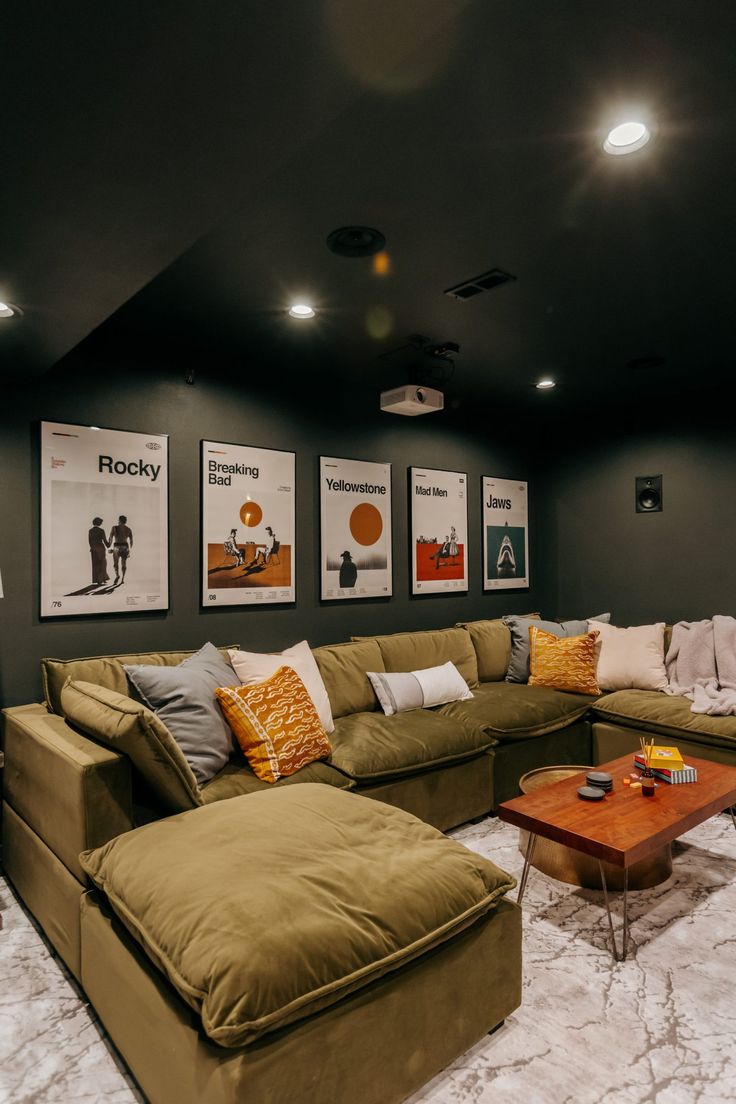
top-left (202, 440), bottom-right (295, 605)
top-left (320, 456), bottom-right (392, 600)
top-left (483, 476), bottom-right (529, 589)
top-left (40, 421), bottom-right (169, 617)
top-left (410, 467), bottom-right (468, 595)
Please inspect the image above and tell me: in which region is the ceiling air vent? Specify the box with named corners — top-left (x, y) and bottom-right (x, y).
top-left (444, 267), bottom-right (516, 301)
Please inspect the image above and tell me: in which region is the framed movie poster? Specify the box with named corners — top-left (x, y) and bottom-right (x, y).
top-left (40, 420), bottom-right (169, 617)
top-left (320, 456), bottom-right (392, 600)
top-left (482, 476), bottom-right (529, 589)
top-left (410, 467), bottom-right (468, 595)
top-left (202, 440), bottom-right (295, 606)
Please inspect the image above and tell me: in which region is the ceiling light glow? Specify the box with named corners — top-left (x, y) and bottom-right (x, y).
top-left (536, 378), bottom-right (556, 390)
top-left (289, 303), bottom-right (316, 319)
top-left (603, 121), bottom-right (651, 156)
top-left (0, 302), bottom-right (16, 318)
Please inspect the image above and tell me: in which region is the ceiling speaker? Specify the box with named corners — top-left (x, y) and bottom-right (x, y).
top-left (635, 475), bottom-right (662, 513)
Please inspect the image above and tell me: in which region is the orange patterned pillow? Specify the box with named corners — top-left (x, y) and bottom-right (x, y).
top-left (215, 666), bottom-right (331, 783)
top-left (528, 626), bottom-right (601, 695)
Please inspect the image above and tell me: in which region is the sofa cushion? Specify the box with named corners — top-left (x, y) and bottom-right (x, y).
top-left (215, 667), bottom-right (331, 784)
top-left (43, 645), bottom-right (239, 717)
top-left (504, 614), bottom-right (610, 683)
top-left (124, 643), bottom-right (238, 785)
top-left (354, 627), bottom-right (479, 688)
top-left (367, 662), bottom-right (473, 716)
top-left (438, 681), bottom-right (593, 742)
top-left (80, 786), bottom-right (515, 1047)
top-left (455, 614), bottom-right (540, 683)
top-left (60, 679), bottom-right (202, 812)
top-left (313, 640), bottom-right (384, 718)
top-left (588, 621), bottom-right (668, 692)
top-left (201, 755), bottom-right (354, 803)
top-left (593, 690), bottom-right (736, 750)
top-left (528, 627), bottom-right (601, 696)
top-left (228, 640), bottom-right (334, 734)
top-left (328, 710), bottom-right (492, 782)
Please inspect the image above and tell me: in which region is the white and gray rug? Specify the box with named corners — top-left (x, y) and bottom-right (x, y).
top-left (2, 814), bottom-right (735, 1104)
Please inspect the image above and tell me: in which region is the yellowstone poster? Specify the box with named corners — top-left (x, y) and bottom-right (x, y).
top-left (320, 456), bottom-right (392, 600)
top-left (40, 420), bottom-right (169, 617)
top-left (410, 467), bottom-right (468, 595)
top-left (483, 476), bottom-right (529, 590)
top-left (202, 440), bottom-right (295, 605)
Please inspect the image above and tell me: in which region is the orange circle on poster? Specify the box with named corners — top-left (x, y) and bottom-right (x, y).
top-left (349, 502), bottom-right (383, 545)
top-left (239, 501), bottom-right (263, 528)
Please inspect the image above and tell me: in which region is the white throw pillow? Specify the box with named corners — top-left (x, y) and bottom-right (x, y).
top-left (367, 661), bottom-right (473, 716)
top-left (588, 621), bottom-right (667, 692)
top-left (228, 641), bottom-right (334, 734)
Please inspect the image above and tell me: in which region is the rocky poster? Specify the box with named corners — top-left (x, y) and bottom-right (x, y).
top-left (483, 476), bottom-right (529, 590)
top-left (40, 421), bottom-right (169, 617)
top-left (410, 467), bottom-right (468, 595)
top-left (320, 456), bottom-right (392, 600)
top-left (202, 440), bottom-right (295, 606)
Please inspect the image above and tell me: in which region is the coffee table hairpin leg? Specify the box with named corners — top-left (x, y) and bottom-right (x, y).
top-left (729, 806), bottom-right (736, 832)
top-left (598, 863), bottom-right (629, 962)
top-left (516, 833), bottom-right (537, 904)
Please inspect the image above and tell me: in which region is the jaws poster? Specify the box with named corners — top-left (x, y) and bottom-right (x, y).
top-left (40, 420), bottom-right (169, 617)
top-left (411, 467), bottom-right (468, 595)
top-left (320, 456), bottom-right (392, 600)
top-left (202, 440), bottom-right (295, 606)
top-left (483, 476), bottom-right (529, 590)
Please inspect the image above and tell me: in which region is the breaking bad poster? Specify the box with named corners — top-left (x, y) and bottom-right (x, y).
top-left (320, 456), bottom-right (392, 600)
top-left (40, 421), bottom-right (169, 617)
top-left (483, 476), bottom-right (529, 590)
top-left (202, 441), bottom-right (295, 606)
top-left (410, 467), bottom-right (468, 595)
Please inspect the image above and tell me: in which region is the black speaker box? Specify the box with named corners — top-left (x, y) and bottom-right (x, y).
top-left (635, 475), bottom-right (662, 513)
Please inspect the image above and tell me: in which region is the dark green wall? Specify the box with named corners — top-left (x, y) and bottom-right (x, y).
top-left (537, 423), bottom-right (736, 626)
top-left (0, 363), bottom-right (544, 707)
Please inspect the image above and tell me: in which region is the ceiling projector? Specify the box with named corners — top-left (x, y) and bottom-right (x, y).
top-left (380, 385), bottom-right (444, 416)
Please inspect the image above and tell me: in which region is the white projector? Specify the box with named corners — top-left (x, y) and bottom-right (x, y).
top-left (380, 385), bottom-right (444, 416)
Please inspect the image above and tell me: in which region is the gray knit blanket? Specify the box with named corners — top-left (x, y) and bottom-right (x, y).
top-left (665, 615), bottom-right (736, 715)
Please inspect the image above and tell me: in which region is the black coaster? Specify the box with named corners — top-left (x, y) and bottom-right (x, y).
top-left (587, 771), bottom-right (613, 790)
top-left (578, 785), bottom-right (605, 801)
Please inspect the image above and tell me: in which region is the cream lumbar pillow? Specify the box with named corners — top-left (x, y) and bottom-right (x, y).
top-left (367, 661), bottom-right (473, 716)
top-left (588, 621), bottom-right (667, 692)
top-left (228, 641), bottom-right (334, 734)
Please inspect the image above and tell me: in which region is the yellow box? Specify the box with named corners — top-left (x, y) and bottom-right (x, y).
top-left (648, 745), bottom-right (685, 769)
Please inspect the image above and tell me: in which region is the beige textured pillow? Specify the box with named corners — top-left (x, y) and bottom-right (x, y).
top-left (228, 641), bottom-right (334, 734)
top-left (588, 621), bottom-right (667, 692)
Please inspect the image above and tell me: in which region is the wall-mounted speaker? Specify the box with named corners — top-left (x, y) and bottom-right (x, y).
top-left (635, 475), bottom-right (662, 513)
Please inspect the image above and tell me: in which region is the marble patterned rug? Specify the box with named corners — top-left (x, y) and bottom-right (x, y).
top-left (2, 813), bottom-right (735, 1104)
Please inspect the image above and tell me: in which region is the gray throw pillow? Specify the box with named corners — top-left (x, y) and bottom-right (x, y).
top-left (503, 613), bottom-right (611, 684)
top-left (125, 642), bottom-right (237, 784)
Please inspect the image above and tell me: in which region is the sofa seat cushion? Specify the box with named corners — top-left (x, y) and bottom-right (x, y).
top-left (593, 690), bottom-right (736, 750)
top-left (80, 786), bottom-right (515, 1047)
top-left (328, 710), bottom-right (492, 782)
top-left (438, 681), bottom-right (592, 742)
top-left (201, 754), bottom-right (354, 802)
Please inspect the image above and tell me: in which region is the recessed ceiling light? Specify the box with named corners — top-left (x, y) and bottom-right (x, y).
top-left (289, 303), bottom-right (316, 319)
top-left (603, 121), bottom-right (651, 156)
top-left (536, 378), bottom-right (556, 390)
top-left (0, 301), bottom-right (18, 318)
top-left (327, 226), bottom-right (386, 258)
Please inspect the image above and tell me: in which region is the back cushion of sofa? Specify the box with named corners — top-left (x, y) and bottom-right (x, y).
top-left (354, 628), bottom-right (479, 689)
top-left (455, 619), bottom-right (512, 682)
top-left (42, 646), bottom-right (239, 716)
top-left (312, 640), bottom-right (385, 718)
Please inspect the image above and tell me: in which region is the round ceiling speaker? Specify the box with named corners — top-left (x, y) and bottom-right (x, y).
top-left (326, 226), bottom-right (386, 257)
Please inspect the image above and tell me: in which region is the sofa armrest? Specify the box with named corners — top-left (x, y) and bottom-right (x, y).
top-left (2, 703), bottom-right (134, 882)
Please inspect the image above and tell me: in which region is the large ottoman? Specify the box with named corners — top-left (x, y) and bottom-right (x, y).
top-left (80, 784), bottom-right (522, 1104)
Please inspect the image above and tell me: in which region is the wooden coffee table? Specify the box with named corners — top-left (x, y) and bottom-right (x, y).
top-left (498, 753), bottom-right (736, 961)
